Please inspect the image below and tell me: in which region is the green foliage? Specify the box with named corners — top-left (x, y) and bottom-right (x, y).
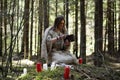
top-left (17, 67), bottom-right (64, 80)
top-left (18, 74), bottom-right (34, 80)
top-left (2, 64), bottom-right (120, 80)
top-left (17, 64), bottom-right (120, 80)
top-left (35, 68), bottom-right (64, 80)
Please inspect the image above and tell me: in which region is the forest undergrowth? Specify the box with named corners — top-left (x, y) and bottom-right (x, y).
top-left (0, 54), bottom-right (120, 80)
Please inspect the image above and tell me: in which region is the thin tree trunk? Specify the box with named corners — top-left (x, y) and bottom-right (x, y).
top-left (74, 0), bottom-right (78, 58)
top-left (80, 0), bottom-right (86, 63)
top-left (23, 0), bottom-right (30, 59)
top-left (0, 0), bottom-right (4, 74)
top-left (94, 0), bottom-right (103, 67)
top-left (103, 18), bottom-right (108, 54)
top-left (4, 0), bottom-right (7, 57)
top-left (38, 0), bottom-right (43, 58)
top-left (34, 21), bottom-right (37, 56)
top-left (107, 0), bottom-right (114, 55)
top-left (29, 0), bottom-right (34, 59)
top-left (118, 0), bottom-right (120, 56)
top-left (43, 0), bottom-right (49, 30)
top-left (0, 0), bottom-right (3, 57)
top-left (114, 0), bottom-right (117, 53)
top-left (65, 0), bottom-right (69, 29)
top-left (55, 0), bottom-right (58, 17)
top-left (63, 0), bottom-right (65, 17)
top-left (8, 0), bottom-right (16, 70)
top-left (0, 28), bottom-right (2, 56)
top-left (17, 0), bottom-right (19, 54)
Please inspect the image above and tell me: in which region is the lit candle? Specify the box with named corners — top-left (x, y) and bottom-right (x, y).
top-left (36, 62), bottom-right (42, 72)
top-left (43, 63), bottom-right (48, 70)
top-left (23, 68), bottom-right (27, 75)
top-left (64, 66), bottom-right (70, 79)
top-left (79, 58), bottom-right (83, 64)
top-left (51, 62), bottom-right (56, 70)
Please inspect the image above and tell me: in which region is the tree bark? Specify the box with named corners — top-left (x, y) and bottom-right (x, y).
top-left (16, 0), bottom-right (19, 54)
top-left (94, 0), bottom-right (103, 67)
top-left (65, 0), bottom-right (69, 29)
top-left (23, 0), bottom-right (30, 59)
top-left (3, 0), bottom-right (7, 57)
top-left (80, 0), bottom-right (86, 63)
top-left (38, 0), bottom-right (43, 58)
top-left (0, 0), bottom-right (3, 57)
top-left (55, 0), bottom-right (58, 17)
top-left (107, 0), bottom-right (114, 55)
top-left (43, 0), bottom-right (49, 30)
top-left (118, 0), bottom-right (120, 56)
top-left (29, 0), bottom-right (34, 59)
top-left (74, 0), bottom-right (78, 58)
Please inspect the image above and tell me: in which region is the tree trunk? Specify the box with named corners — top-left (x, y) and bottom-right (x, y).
top-left (63, 0), bottom-right (65, 17)
top-left (118, 0), bottom-right (120, 56)
top-left (107, 0), bottom-right (114, 55)
top-left (23, 0), bottom-right (30, 59)
top-left (0, 27), bottom-right (2, 57)
top-left (0, 0), bottom-right (3, 57)
top-left (29, 0), bottom-right (34, 59)
top-left (94, 0), bottom-right (103, 67)
top-left (114, 0), bottom-right (117, 53)
top-left (4, 0), bottom-right (7, 57)
top-left (43, 0), bottom-right (49, 30)
top-left (38, 0), bottom-right (43, 58)
top-left (9, 0), bottom-right (16, 69)
top-left (74, 0), bottom-right (78, 58)
top-left (16, 0), bottom-right (19, 54)
top-left (80, 0), bottom-right (86, 63)
top-left (0, 0), bottom-right (3, 75)
top-left (65, 0), bottom-right (69, 29)
top-left (55, 0), bottom-right (58, 17)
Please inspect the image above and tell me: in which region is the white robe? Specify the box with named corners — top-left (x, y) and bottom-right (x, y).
top-left (41, 27), bottom-right (77, 64)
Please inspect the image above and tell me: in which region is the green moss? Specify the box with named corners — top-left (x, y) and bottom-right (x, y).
top-left (17, 64), bottom-right (120, 80)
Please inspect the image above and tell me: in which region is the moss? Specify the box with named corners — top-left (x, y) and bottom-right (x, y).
top-left (11, 64), bottom-right (120, 80)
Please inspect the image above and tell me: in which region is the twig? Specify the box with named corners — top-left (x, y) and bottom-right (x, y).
top-left (75, 66), bottom-right (91, 79)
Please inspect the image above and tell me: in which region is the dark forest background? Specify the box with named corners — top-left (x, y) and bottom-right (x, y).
top-left (0, 0), bottom-right (120, 78)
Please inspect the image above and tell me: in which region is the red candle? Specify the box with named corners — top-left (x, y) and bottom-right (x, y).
top-left (79, 58), bottom-right (83, 64)
top-left (36, 62), bottom-right (42, 72)
top-left (64, 66), bottom-right (70, 79)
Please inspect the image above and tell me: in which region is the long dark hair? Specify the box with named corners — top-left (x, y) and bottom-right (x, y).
top-left (53, 15), bottom-right (66, 33)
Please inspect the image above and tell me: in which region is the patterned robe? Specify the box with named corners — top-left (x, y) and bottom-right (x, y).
top-left (41, 27), bottom-right (77, 64)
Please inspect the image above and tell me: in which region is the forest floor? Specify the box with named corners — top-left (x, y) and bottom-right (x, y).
top-left (0, 54), bottom-right (120, 80)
